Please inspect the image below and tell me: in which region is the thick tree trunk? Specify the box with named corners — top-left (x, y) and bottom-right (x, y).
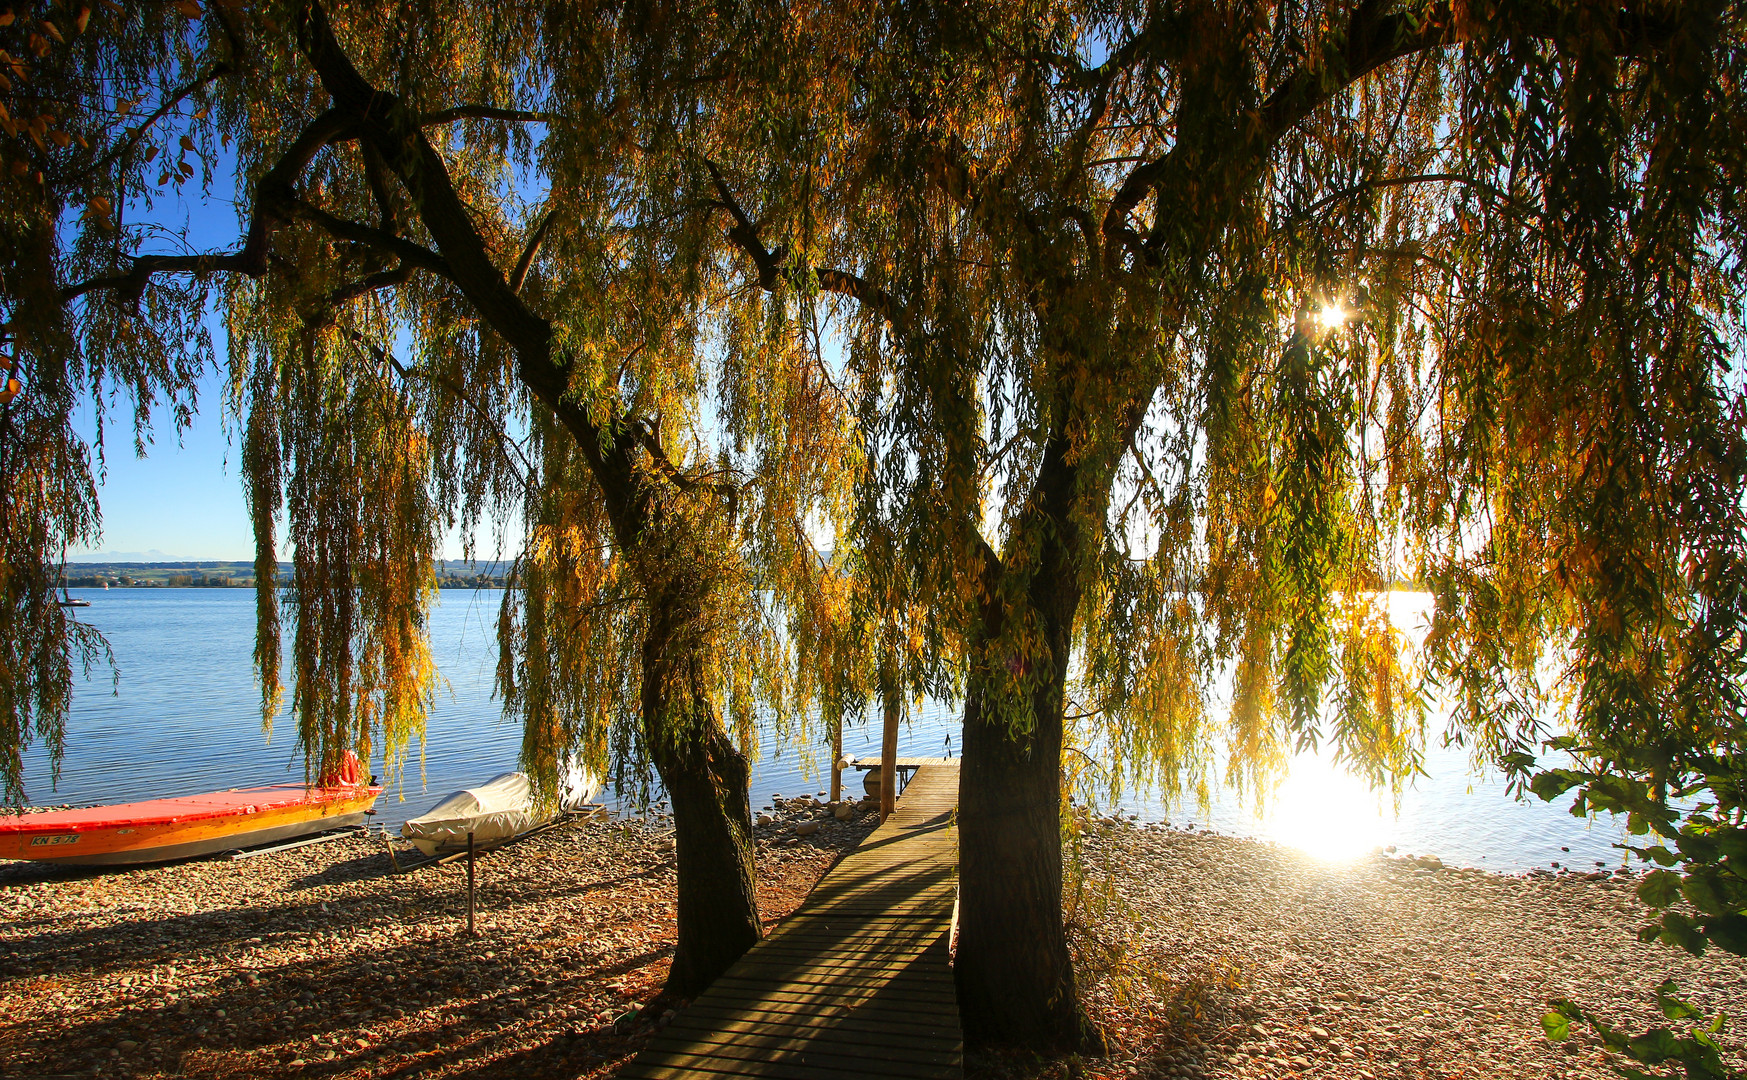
top-left (955, 567), bottom-right (1102, 1044)
top-left (957, 681), bottom-right (1079, 1048)
top-left (642, 593), bottom-right (761, 1001)
top-left (649, 720), bottom-right (760, 998)
top-left (955, 434), bottom-right (1106, 1053)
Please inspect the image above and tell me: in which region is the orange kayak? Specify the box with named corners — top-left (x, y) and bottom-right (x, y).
top-left (0, 755), bottom-right (381, 866)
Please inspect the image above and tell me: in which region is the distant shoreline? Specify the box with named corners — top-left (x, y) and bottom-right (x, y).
top-left (58, 561), bottom-right (511, 590)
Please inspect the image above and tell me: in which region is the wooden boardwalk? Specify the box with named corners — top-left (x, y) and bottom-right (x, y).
top-left (623, 762), bottom-right (962, 1079)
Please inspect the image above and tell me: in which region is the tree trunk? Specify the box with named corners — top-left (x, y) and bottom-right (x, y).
top-left (955, 438), bottom-right (1104, 1053)
top-left (642, 592), bottom-right (761, 1001)
top-left (956, 633), bottom-right (1092, 1049)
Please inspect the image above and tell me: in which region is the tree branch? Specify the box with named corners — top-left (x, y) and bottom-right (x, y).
top-left (63, 107), bottom-right (357, 302)
top-left (1101, 1), bottom-right (1682, 257)
top-left (706, 161), bottom-right (909, 331)
top-left (420, 105), bottom-right (551, 126)
top-left (323, 261), bottom-right (415, 310)
top-left (510, 210), bottom-right (555, 295)
top-left (281, 197), bottom-right (451, 277)
top-left (294, 0), bottom-right (658, 543)
top-left (1293, 172), bottom-right (1520, 223)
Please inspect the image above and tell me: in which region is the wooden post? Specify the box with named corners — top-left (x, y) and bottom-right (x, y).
top-left (466, 831), bottom-right (476, 936)
top-left (830, 708), bottom-right (843, 804)
top-left (879, 656), bottom-right (898, 821)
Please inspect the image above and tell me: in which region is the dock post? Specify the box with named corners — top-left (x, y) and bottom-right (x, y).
top-left (879, 656), bottom-right (899, 821)
top-left (830, 708), bottom-right (843, 804)
top-left (466, 831), bottom-right (476, 936)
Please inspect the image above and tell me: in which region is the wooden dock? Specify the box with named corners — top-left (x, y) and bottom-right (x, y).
top-left (623, 761), bottom-right (962, 1079)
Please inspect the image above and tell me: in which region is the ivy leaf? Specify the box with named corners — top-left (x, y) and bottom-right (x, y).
top-left (1541, 1011), bottom-right (1571, 1041)
top-left (1701, 914), bottom-right (1747, 956)
top-left (1639, 869), bottom-right (1683, 908)
top-left (1501, 750), bottom-right (1536, 771)
top-left (1657, 911), bottom-right (1708, 956)
top-left (1681, 870), bottom-right (1731, 917)
top-left (1625, 1027), bottom-right (1683, 1062)
top-left (1530, 769), bottom-right (1581, 802)
top-left (1653, 980), bottom-right (1700, 1022)
top-left (1714, 829), bottom-right (1747, 860)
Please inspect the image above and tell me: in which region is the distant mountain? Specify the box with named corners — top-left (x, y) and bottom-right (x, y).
top-left (58, 557), bottom-right (513, 588)
top-left (65, 549), bottom-right (193, 563)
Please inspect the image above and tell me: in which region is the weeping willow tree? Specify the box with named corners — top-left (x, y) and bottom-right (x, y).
top-left (3, 0), bottom-right (861, 999)
top-left (701, 0), bottom-right (1747, 1052)
top-left (10, 0), bottom-right (1747, 1052)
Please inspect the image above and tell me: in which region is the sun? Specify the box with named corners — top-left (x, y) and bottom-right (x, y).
top-left (1313, 302), bottom-right (1349, 331)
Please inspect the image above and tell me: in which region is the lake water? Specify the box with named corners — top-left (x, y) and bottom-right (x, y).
top-left (15, 589), bottom-right (1626, 873)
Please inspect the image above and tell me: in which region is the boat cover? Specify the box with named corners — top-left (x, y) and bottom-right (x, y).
top-left (401, 772), bottom-right (540, 854)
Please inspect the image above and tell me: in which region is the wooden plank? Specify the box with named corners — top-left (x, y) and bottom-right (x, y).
top-left (673, 1002), bottom-right (961, 1041)
top-left (661, 1012), bottom-right (962, 1054)
top-left (628, 1034), bottom-right (960, 1077)
top-left (638, 1025), bottom-right (960, 1065)
top-left (705, 980), bottom-right (959, 1008)
top-left (629, 762), bottom-right (963, 1078)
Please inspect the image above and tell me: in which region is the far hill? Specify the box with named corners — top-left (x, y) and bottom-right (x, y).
top-left (59, 561), bottom-right (513, 589)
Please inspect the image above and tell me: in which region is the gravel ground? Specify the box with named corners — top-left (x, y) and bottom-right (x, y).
top-left (12, 799), bottom-right (1742, 1080)
top-left (1046, 822), bottom-right (1747, 1080)
top-left (0, 794), bottom-right (877, 1080)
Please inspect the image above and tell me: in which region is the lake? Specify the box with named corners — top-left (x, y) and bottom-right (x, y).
top-left (15, 588), bottom-right (1626, 873)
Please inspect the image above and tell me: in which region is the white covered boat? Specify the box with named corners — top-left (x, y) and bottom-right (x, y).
top-left (400, 767), bottom-right (602, 856)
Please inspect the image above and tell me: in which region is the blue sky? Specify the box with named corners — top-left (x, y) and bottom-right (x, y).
top-left (67, 157), bottom-right (259, 562)
top-left (69, 359), bottom-right (258, 561)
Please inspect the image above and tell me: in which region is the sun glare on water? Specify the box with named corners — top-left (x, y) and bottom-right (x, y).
top-left (1255, 752), bottom-right (1391, 861)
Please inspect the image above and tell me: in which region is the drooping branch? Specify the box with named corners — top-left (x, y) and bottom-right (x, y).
top-left (346, 330), bottom-right (535, 490)
top-left (296, 2), bottom-right (549, 360)
top-left (705, 161), bottom-right (908, 332)
top-left (294, 0), bottom-right (658, 543)
top-left (1101, 1), bottom-right (1682, 256)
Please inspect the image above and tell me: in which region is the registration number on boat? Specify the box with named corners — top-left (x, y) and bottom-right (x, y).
top-left (29, 834), bottom-right (81, 847)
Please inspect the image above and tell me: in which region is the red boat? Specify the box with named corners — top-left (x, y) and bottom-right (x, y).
top-left (0, 755), bottom-right (381, 866)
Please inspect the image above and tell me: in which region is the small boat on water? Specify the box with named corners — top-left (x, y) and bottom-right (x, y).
top-left (401, 767), bottom-right (602, 856)
top-left (0, 754), bottom-right (381, 866)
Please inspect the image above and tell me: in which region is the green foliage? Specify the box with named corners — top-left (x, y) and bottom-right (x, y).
top-left (1546, 982), bottom-right (1742, 1080)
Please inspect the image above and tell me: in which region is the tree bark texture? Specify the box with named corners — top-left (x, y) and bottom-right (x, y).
top-left (641, 587), bottom-right (762, 999)
top-left (955, 438), bottom-right (1102, 1052)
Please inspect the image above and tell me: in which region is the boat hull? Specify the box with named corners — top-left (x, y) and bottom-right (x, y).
top-left (0, 785), bottom-right (380, 866)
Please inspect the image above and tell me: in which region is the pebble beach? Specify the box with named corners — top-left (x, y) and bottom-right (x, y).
top-left (1062, 823), bottom-right (1747, 1080)
top-left (0, 797), bottom-right (877, 1079)
top-left (5, 803), bottom-right (1743, 1080)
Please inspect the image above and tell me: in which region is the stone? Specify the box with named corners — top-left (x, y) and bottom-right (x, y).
top-left (115, 1041), bottom-right (139, 1054)
top-left (795, 820), bottom-right (821, 837)
top-left (833, 803), bottom-right (854, 821)
top-left (756, 813), bottom-right (773, 827)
